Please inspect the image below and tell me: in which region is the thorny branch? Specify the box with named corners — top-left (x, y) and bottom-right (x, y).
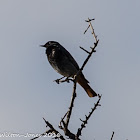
top-left (80, 18), bottom-right (99, 71)
top-left (31, 118), bottom-right (65, 140)
top-left (58, 76), bottom-right (78, 139)
top-left (76, 95), bottom-right (101, 138)
top-left (58, 18), bottom-right (100, 139)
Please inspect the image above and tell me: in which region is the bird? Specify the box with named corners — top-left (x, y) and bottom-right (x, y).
top-left (40, 41), bottom-right (97, 97)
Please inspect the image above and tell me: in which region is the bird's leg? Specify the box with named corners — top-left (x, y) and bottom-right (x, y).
top-left (53, 76), bottom-right (65, 84)
top-left (59, 77), bottom-right (73, 83)
top-left (54, 76), bottom-right (73, 84)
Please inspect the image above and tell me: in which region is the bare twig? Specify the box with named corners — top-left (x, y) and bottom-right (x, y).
top-left (65, 81), bottom-right (77, 127)
top-left (79, 46), bottom-right (90, 54)
top-left (58, 79), bottom-right (78, 139)
top-left (85, 18), bottom-right (95, 22)
top-left (84, 25), bottom-right (90, 34)
top-left (81, 18), bottom-right (99, 71)
top-left (111, 131), bottom-right (115, 140)
top-left (58, 77), bottom-right (77, 130)
top-left (43, 118), bottom-right (65, 140)
top-left (87, 18), bottom-right (98, 42)
top-left (76, 95), bottom-right (102, 138)
top-left (31, 118), bottom-right (65, 140)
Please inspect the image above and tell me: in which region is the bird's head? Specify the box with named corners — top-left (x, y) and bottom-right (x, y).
top-left (40, 41), bottom-right (59, 48)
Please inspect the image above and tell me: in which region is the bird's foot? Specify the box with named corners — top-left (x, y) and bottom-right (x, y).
top-left (54, 76), bottom-right (73, 84)
top-left (54, 76), bottom-right (65, 84)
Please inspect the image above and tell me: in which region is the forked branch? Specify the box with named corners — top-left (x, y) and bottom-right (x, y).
top-left (58, 18), bottom-right (100, 139)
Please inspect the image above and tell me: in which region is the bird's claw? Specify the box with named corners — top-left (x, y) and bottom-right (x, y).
top-left (54, 76), bottom-right (66, 84)
top-left (54, 77), bottom-right (73, 84)
top-left (54, 79), bottom-right (60, 84)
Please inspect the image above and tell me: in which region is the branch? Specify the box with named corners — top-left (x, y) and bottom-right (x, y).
top-left (85, 18), bottom-right (95, 22)
top-left (43, 118), bottom-right (65, 140)
top-left (79, 46), bottom-right (90, 54)
top-left (76, 95), bottom-right (102, 138)
top-left (31, 118), bottom-right (65, 140)
top-left (84, 25), bottom-right (90, 34)
top-left (65, 81), bottom-right (77, 127)
top-left (59, 18), bottom-right (100, 139)
top-left (59, 78), bottom-right (78, 139)
top-left (80, 18), bottom-right (99, 71)
top-left (86, 18), bottom-right (98, 42)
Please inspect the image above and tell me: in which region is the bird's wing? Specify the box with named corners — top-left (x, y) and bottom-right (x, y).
top-left (59, 44), bottom-right (80, 70)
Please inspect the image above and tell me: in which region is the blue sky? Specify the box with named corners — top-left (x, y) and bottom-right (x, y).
top-left (0, 0), bottom-right (140, 140)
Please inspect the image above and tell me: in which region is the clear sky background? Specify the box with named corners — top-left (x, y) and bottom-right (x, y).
top-left (0, 0), bottom-right (140, 140)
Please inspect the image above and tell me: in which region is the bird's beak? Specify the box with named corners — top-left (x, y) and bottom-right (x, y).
top-left (40, 45), bottom-right (45, 47)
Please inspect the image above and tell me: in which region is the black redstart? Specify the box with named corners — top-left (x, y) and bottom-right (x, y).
top-left (41, 41), bottom-right (97, 97)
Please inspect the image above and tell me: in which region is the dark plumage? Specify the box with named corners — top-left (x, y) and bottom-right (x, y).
top-left (41, 41), bottom-right (97, 97)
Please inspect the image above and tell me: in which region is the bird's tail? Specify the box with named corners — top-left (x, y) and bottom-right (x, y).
top-left (77, 73), bottom-right (97, 97)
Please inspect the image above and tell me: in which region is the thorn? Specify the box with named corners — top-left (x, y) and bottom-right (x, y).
top-left (97, 94), bottom-right (101, 98)
top-left (80, 118), bottom-right (84, 122)
top-left (80, 118), bottom-right (82, 121)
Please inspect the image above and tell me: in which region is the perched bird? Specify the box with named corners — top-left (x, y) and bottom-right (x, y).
top-left (41, 41), bottom-right (97, 97)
